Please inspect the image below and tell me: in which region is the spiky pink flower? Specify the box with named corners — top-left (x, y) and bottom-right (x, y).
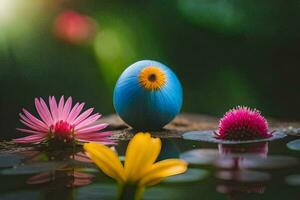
top-left (215, 106), bottom-right (272, 141)
top-left (13, 96), bottom-right (113, 145)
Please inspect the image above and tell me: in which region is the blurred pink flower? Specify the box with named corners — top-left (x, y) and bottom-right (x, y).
top-left (13, 96), bottom-right (113, 145)
top-left (53, 10), bottom-right (97, 44)
top-left (215, 106), bottom-right (272, 140)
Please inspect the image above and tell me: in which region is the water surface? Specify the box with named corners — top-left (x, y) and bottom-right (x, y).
top-left (1, 136), bottom-right (300, 200)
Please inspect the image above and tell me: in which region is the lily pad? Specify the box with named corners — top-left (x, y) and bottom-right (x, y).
top-left (285, 174), bottom-right (300, 186)
top-left (283, 127), bottom-right (300, 136)
top-left (0, 153), bottom-right (23, 168)
top-left (0, 162), bottom-right (64, 175)
top-left (180, 149), bottom-right (220, 165)
top-left (183, 130), bottom-right (286, 144)
top-left (287, 139), bottom-right (300, 151)
top-left (240, 155), bottom-right (298, 169)
top-left (214, 156), bottom-right (243, 169)
top-left (162, 168), bottom-right (209, 183)
top-left (215, 170), bottom-right (271, 182)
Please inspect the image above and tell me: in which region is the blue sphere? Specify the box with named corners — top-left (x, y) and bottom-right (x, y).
top-left (113, 60), bottom-right (183, 130)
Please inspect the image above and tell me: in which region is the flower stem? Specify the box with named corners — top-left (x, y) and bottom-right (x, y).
top-left (117, 184), bottom-right (145, 200)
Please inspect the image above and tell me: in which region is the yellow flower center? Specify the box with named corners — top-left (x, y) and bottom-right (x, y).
top-left (139, 66), bottom-right (166, 90)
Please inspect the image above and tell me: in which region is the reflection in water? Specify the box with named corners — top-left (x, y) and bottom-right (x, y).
top-left (27, 170), bottom-right (94, 187)
top-left (217, 182), bottom-right (267, 200)
top-left (0, 145), bottom-right (100, 200)
top-left (157, 139), bottom-right (180, 161)
top-left (216, 182), bottom-right (266, 194)
top-left (18, 148), bottom-right (97, 200)
top-left (218, 142), bottom-right (268, 158)
top-left (73, 151), bottom-right (93, 163)
top-left (14, 148), bottom-right (96, 188)
top-left (216, 170), bottom-right (271, 182)
top-left (216, 142), bottom-right (269, 197)
top-left (1, 138), bottom-right (300, 199)
top-left (180, 149), bottom-right (219, 165)
top-left (216, 142), bottom-right (269, 169)
top-left (0, 152), bottom-right (24, 167)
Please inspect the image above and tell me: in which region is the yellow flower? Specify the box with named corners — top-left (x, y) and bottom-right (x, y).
top-left (84, 132), bottom-right (187, 199)
top-left (138, 66), bottom-right (166, 90)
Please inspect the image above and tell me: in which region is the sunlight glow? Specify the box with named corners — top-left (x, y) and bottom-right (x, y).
top-left (0, 0), bottom-right (18, 27)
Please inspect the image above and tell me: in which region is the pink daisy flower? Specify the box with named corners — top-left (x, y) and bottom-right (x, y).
top-left (13, 96), bottom-right (113, 145)
top-left (215, 106), bottom-right (272, 141)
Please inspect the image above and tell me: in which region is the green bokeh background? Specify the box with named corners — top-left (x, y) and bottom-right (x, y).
top-left (1, 0), bottom-right (299, 139)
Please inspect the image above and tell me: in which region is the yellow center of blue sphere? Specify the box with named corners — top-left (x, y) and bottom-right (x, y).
top-left (139, 66), bottom-right (166, 90)
top-left (113, 60), bottom-right (183, 130)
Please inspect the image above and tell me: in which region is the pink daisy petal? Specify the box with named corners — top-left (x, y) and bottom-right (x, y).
top-left (39, 98), bottom-right (54, 124)
top-left (65, 102), bottom-right (79, 121)
top-left (49, 96), bottom-right (59, 122)
top-left (19, 113), bottom-right (37, 127)
top-left (75, 123), bottom-right (108, 133)
top-left (72, 108), bottom-right (94, 125)
top-left (22, 109), bottom-right (48, 129)
top-left (16, 128), bottom-right (46, 135)
top-left (67, 102), bottom-right (84, 123)
top-left (62, 96), bottom-right (72, 119)
top-left (19, 120), bottom-right (47, 132)
top-left (35, 98), bottom-right (52, 126)
top-left (19, 113), bottom-right (48, 132)
top-left (75, 131), bottom-right (112, 138)
top-left (57, 96), bottom-right (65, 120)
top-left (13, 134), bottom-right (47, 144)
top-left (75, 113), bottom-right (101, 130)
top-left (75, 132), bottom-right (114, 144)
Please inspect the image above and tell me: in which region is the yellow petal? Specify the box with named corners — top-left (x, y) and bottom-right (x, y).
top-left (139, 159), bottom-right (188, 186)
top-left (84, 142), bottom-right (125, 182)
top-left (124, 132), bottom-right (161, 182)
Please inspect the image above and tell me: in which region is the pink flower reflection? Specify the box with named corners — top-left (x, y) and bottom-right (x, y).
top-left (215, 143), bottom-right (270, 195)
top-left (27, 170), bottom-right (95, 187)
top-left (216, 183), bottom-right (266, 195)
top-left (73, 151), bottom-right (93, 163)
top-left (218, 142), bottom-right (268, 158)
